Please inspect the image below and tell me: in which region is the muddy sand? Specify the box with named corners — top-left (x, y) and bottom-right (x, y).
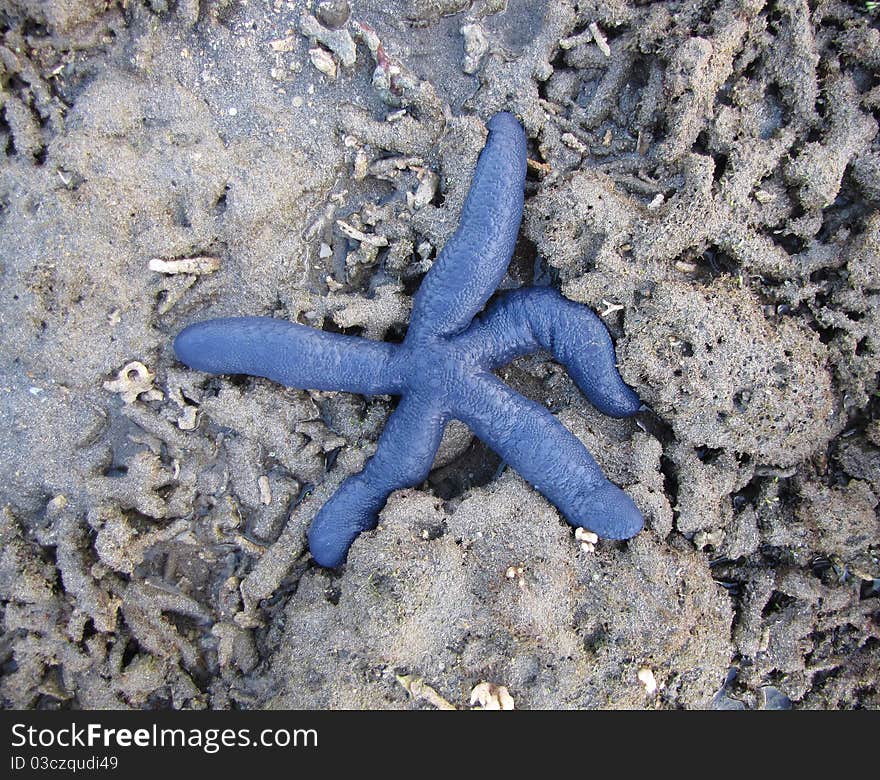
top-left (0, 0), bottom-right (878, 709)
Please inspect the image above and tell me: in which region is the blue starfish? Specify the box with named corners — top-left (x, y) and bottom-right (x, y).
top-left (174, 112), bottom-right (644, 567)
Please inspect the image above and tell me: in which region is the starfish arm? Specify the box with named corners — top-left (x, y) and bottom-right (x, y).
top-left (308, 393), bottom-right (447, 567)
top-left (451, 371), bottom-right (643, 540)
top-left (457, 287), bottom-right (641, 417)
top-left (174, 316), bottom-right (400, 395)
top-left (406, 112), bottom-right (527, 343)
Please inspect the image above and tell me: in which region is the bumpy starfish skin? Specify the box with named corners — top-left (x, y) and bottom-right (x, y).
top-left (174, 112), bottom-right (644, 567)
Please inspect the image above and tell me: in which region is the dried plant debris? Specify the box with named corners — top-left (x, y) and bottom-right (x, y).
top-left (0, 0), bottom-right (878, 709)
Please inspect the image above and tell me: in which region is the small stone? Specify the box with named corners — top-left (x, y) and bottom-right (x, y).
top-left (470, 682), bottom-right (515, 710)
top-left (534, 60), bottom-right (553, 81)
top-left (385, 109), bottom-right (408, 122)
top-left (316, 0), bottom-right (350, 30)
top-left (353, 148), bottom-right (369, 180)
top-left (575, 528), bottom-right (599, 544)
top-left (258, 475), bottom-right (272, 505)
top-left (177, 404), bottom-right (198, 430)
top-left (638, 667), bottom-right (658, 696)
top-left (149, 256), bottom-right (220, 275)
top-left (269, 36), bottom-right (297, 52)
top-left (409, 167), bottom-right (439, 210)
top-left (575, 527), bottom-right (599, 551)
top-left (47, 495), bottom-right (68, 513)
top-left (309, 47), bottom-right (337, 79)
top-left (461, 23), bottom-right (489, 74)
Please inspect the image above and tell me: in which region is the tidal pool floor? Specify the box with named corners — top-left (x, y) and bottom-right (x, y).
top-left (0, 0), bottom-right (877, 709)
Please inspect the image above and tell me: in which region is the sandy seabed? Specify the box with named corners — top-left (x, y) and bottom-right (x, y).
top-left (0, 0), bottom-right (878, 709)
